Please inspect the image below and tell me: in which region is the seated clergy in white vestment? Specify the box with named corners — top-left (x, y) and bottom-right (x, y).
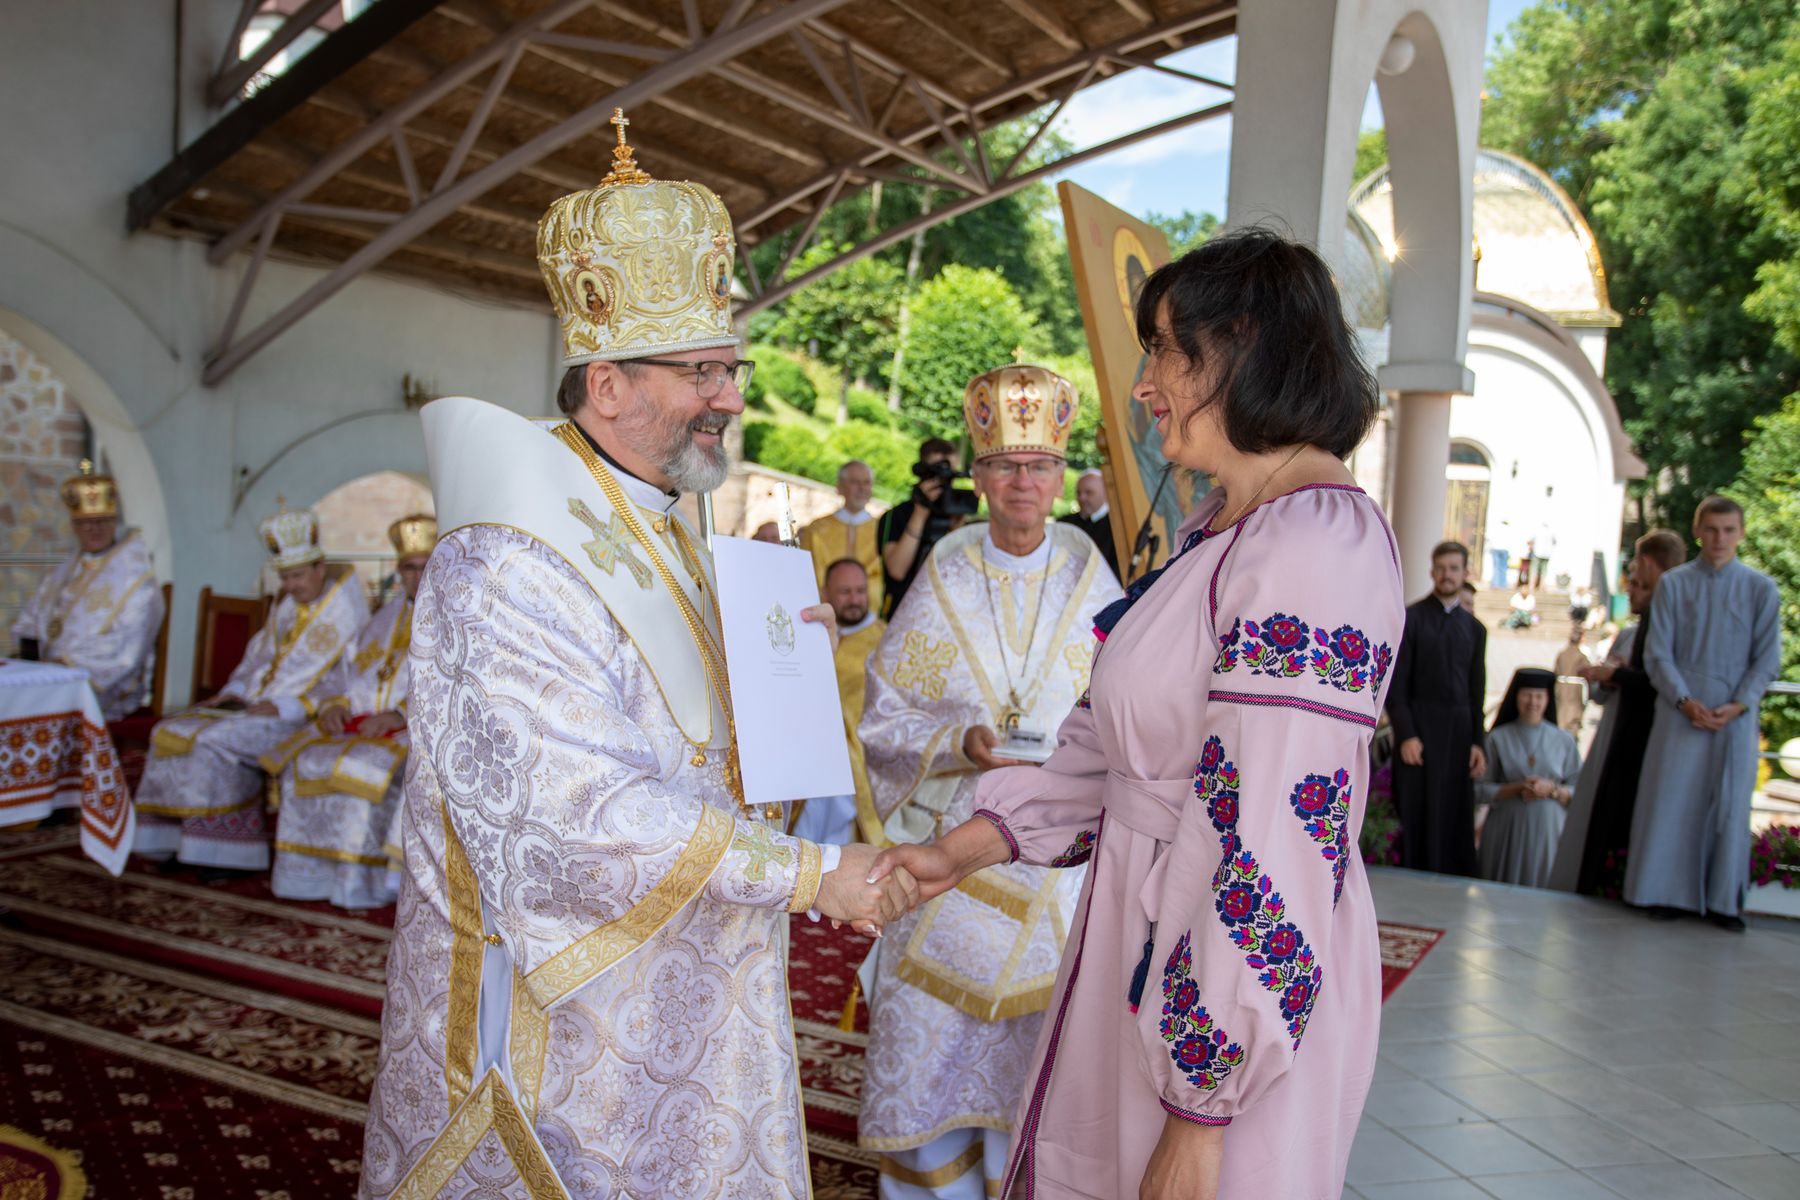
top-left (263, 515), bottom-right (434, 908)
top-left (133, 503), bottom-right (367, 870)
top-left (10, 461), bottom-right (165, 721)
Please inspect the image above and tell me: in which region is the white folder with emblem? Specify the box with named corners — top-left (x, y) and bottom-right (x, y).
top-left (711, 535), bottom-right (854, 809)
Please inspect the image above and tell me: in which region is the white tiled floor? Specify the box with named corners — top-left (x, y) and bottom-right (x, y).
top-left (1355, 869), bottom-right (1800, 1199)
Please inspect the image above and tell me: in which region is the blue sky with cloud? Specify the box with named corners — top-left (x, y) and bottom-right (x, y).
top-left (1045, 0), bottom-right (1536, 223)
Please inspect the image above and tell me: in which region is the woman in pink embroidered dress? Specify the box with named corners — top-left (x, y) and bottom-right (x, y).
top-left (872, 229), bottom-right (1403, 1199)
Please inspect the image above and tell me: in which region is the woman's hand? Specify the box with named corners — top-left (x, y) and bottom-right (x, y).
top-left (866, 817), bottom-right (1014, 905)
top-left (868, 842), bottom-right (962, 905)
top-left (1139, 1113), bottom-right (1224, 1200)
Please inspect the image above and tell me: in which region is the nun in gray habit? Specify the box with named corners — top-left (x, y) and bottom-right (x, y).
top-left (1478, 668), bottom-right (1582, 888)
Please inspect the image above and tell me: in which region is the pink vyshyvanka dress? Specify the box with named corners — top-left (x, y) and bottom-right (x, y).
top-left (975, 485), bottom-right (1403, 1199)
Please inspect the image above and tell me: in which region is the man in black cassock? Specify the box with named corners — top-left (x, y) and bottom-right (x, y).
top-left (1571, 530), bottom-right (1685, 896)
top-left (1057, 468), bottom-right (1122, 582)
top-left (1386, 541), bottom-right (1487, 875)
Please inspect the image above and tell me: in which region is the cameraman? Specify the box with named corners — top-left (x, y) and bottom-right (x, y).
top-left (878, 437), bottom-right (966, 613)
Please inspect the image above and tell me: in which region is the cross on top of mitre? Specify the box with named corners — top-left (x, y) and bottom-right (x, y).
top-left (602, 107), bottom-right (652, 187)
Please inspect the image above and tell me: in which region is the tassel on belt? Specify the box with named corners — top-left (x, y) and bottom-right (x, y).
top-left (1104, 772), bottom-right (1191, 1011)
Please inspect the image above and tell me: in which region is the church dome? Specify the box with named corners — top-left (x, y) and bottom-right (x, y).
top-left (1339, 207), bottom-right (1392, 331)
top-left (1350, 147), bottom-right (1620, 327)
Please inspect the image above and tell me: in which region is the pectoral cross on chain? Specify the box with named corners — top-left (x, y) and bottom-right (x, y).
top-left (569, 498), bottom-right (653, 590)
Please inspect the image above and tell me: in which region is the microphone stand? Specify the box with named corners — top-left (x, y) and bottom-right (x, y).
top-left (1128, 463), bottom-right (1174, 583)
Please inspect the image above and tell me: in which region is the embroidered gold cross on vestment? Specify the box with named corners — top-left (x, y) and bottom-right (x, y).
top-left (569, 498), bottom-right (653, 590)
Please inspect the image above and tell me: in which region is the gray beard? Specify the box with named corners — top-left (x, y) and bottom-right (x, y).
top-left (662, 435), bottom-right (730, 493)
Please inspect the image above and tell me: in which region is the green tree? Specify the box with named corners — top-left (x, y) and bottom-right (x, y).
top-left (1351, 127), bottom-right (1388, 187)
top-left (1729, 392), bottom-right (1800, 746)
top-left (1144, 210), bottom-right (1219, 259)
top-left (1738, 32), bottom-right (1800, 358)
top-left (1482, 1), bottom-right (1800, 529)
top-left (763, 241), bottom-right (902, 425)
top-left (899, 265), bottom-right (1044, 437)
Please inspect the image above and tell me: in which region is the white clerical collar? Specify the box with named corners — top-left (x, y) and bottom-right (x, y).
top-left (1439, 594), bottom-right (1461, 612)
top-left (1090, 503), bottom-right (1110, 521)
top-left (840, 611), bottom-right (879, 635)
top-left (982, 528), bottom-right (1052, 574)
top-left (613, 467), bottom-right (680, 515)
top-left (833, 507), bottom-right (875, 526)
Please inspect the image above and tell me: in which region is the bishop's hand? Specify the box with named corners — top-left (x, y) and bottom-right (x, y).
top-left (963, 725), bottom-right (1033, 771)
top-left (815, 842), bottom-right (918, 935)
top-left (800, 603), bottom-right (839, 653)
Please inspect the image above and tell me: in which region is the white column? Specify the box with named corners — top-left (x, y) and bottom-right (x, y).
top-left (1388, 390), bottom-right (1453, 598)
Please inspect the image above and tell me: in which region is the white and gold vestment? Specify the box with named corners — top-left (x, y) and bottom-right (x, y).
top-left (133, 553), bottom-right (366, 869)
top-left (12, 529), bottom-right (163, 721)
top-left (264, 588), bottom-right (415, 908)
top-left (359, 398), bottom-right (826, 1199)
top-left (857, 523), bottom-right (1120, 1176)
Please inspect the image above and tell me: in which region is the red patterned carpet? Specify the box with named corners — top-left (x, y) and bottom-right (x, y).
top-left (0, 829), bottom-right (1438, 1197)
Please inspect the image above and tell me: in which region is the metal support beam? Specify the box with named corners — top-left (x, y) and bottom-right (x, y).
top-left (736, 3), bottom-right (1234, 236)
top-left (209, 0), bottom-right (341, 106)
top-left (201, 0), bottom-right (855, 385)
top-left (129, 0), bottom-right (448, 231)
top-left (741, 100), bottom-right (1232, 316)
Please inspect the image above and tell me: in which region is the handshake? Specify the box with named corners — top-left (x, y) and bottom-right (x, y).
top-left (808, 837), bottom-right (986, 937)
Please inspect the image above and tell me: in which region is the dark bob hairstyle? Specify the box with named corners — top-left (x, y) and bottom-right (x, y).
top-left (1134, 226), bottom-right (1377, 459)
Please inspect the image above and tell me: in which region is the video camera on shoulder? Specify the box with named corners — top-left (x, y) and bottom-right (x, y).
top-left (912, 459), bottom-right (979, 519)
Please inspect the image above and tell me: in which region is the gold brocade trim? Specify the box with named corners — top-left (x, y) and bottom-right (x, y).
top-left (522, 803), bottom-right (733, 1009)
top-left (256, 723), bottom-right (318, 776)
top-left (849, 709), bottom-right (899, 847)
top-left (955, 872), bottom-right (1034, 923)
top-left (551, 422), bottom-right (729, 754)
top-left (988, 1179), bottom-right (1003, 1197)
top-left (877, 1143), bottom-right (984, 1190)
top-left (133, 797), bottom-right (257, 820)
top-left (389, 1069), bottom-right (568, 1200)
top-left (272, 840), bottom-right (388, 867)
top-left (894, 866), bottom-right (1063, 1023)
top-left (509, 972), bottom-right (550, 1126)
top-left (858, 1114), bottom-right (1013, 1155)
top-left (929, 532), bottom-right (1098, 730)
top-left (150, 713), bottom-right (225, 758)
top-left (0, 1122), bottom-right (88, 1200)
top-left (893, 956), bottom-right (1056, 1023)
top-left (786, 838), bottom-right (823, 914)
top-left (441, 797), bottom-right (484, 1113)
top-left (96, 568), bottom-right (155, 637)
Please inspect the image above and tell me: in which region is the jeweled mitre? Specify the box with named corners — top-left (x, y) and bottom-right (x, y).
top-left (61, 459), bottom-right (119, 518)
top-left (536, 109), bottom-right (738, 367)
top-left (388, 513), bottom-right (438, 558)
top-left (963, 363), bottom-right (1079, 461)
top-left (260, 501), bottom-right (323, 570)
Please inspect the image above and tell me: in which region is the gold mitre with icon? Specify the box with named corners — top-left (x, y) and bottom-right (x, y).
top-left (61, 459), bottom-right (119, 519)
top-left (388, 513), bottom-right (438, 558)
top-left (537, 109), bottom-right (737, 367)
top-left (260, 499), bottom-right (324, 570)
top-left (963, 356), bottom-right (1080, 461)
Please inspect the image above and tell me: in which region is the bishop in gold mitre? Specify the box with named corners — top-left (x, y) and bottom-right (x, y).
top-left (261, 514), bottom-right (435, 909)
top-left (11, 460), bottom-right (164, 721)
top-left (360, 111), bottom-right (907, 1200)
top-left (133, 501), bottom-right (367, 871)
top-left (855, 361), bottom-right (1123, 1198)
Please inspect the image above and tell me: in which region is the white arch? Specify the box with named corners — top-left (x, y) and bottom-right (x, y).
top-left (0, 306), bottom-right (173, 587)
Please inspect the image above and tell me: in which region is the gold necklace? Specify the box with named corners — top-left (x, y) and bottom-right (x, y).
top-left (554, 424), bottom-right (764, 815)
top-left (1217, 444), bottom-right (1307, 530)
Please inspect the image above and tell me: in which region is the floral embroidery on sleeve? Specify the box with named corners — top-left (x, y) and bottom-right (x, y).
top-left (1074, 687), bottom-right (1091, 711)
top-left (1160, 931), bottom-right (1245, 1091)
top-left (1048, 828), bottom-right (1096, 867)
top-left (1194, 734), bottom-right (1324, 1049)
top-left (1288, 770), bottom-right (1352, 905)
top-left (1213, 613), bottom-right (1393, 695)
